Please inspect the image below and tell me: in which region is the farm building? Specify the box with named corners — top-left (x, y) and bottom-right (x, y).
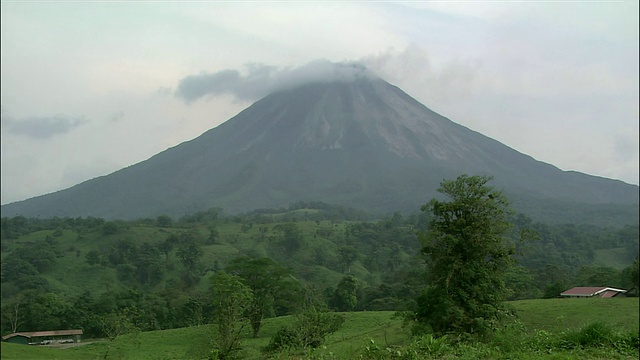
top-left (560, 286), bottom-right (627, 298)
top-left (1, 329), bottom-right (83, 345)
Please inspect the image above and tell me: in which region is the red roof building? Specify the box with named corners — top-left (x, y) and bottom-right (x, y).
top-left (560, 287), bottom-right (627, 298)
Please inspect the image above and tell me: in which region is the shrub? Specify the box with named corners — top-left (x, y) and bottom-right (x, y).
top-left (357, 335), bottom-right (452, 360)
top-left (409, 334), bottom-right (451, 358)
top-left (266, 308), bottom-right (345, 352)
top-left (546, 321), bottom-right (639, 356)
top-left (559, 321), bottom-right (618, 349)
top-left (489, 320), bottom-right (527, 353)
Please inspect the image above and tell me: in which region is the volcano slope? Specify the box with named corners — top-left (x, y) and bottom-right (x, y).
top-left (2, 73), bottom-right (637, 225)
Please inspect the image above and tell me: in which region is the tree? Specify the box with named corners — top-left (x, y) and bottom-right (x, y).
top-left (621, 256), bottom-right (639, 293)
top-left (273, 223), bottom-right (303, 256)
top-left (331, 275), bottom-right (359, 311)
top-left (266, 290), bottom-right (345, 353)
top-left (226, 257), bottom-right (295, 338)
top-left (156, 215), bottom-right (172, 228)
top-left (135, 242), bottom-right (164, 285)
top-left (19, 291), bottom-right (69, 332)
top-left (176, 241), bottom-right (203, 273)
top-left (100, 311), bottom-right (138, 341)
top-left (102, 221), bottom-right (119, 235)
top-left (338, 246), bottom-right (359, 274)
top-left (504, 265), bottom-right (540, 300)
top-left (207, 225), bottom-right (220, 244)
top-left (1, 257), bottom-right (39, 282)
top-left (85, 250), bottom-right (101, 266)
top-left (576, 266), bottom-right (621, 288)
top-left (1, 298), bottom-right (24, 333)
top-left (158, 239), bottom-right (173, 262)
top-left (415, 174), bottom-right (516, 337)
top-left (211, 271), bottom-right (253, 360)
top-left (99, 310), bottom-right (140, 359)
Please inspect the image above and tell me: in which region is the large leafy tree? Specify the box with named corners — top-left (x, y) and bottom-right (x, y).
top-left (226, 257), bottom-right (297, 338)
top-left (415, 174), bottom-right (515, 337)
top-left (330, 275), bottom-right (359, 311)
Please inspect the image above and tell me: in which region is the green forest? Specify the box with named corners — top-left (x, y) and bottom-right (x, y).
top-left (1, 176), bottom-right (638, 358)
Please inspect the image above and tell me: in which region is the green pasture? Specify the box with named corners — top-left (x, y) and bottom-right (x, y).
top-left (511, 297), bottom-right (639, 333)
top-left (2, 298), bottom-right (638, 359)
top-left (0, 312), bottom-right (405, 360)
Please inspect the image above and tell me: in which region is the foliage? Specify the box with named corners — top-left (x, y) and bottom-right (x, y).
top-left (210, 271), bottom-right (253, 360)
top-left (226, 257), bottom-right (298, 338)
top-left (0, 306), bottom-right (638, 360)
top-left (338, 246), bottom-right (359, 273)
top-left (156, 215), bottom-right (173, 228)
top-left (265, 306), bottom-right (345, 352)
top-left (100, 311), bottom-right (139, 341)
top-left (556, 321), bottom-right (637, 350)
top-left (240, 201), bottom-right (374, 222)
top-left (357, 334), bottom-right (451, 360)
top-left (0, 201), bottom-right (637, 339)
top-left (621, 257), bottom-right (639, 292)
top-left (330, 275), bottom-right (359, 311)
top-left (102, 221), bottom-right (120, 235)
top-left (273, 223), bottom-right (304, 257)
top-left (415, 175), bottom-right (516, 337)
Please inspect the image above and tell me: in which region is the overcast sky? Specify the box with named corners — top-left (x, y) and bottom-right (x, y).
top-left (1, 2), bottom-right (638, 205)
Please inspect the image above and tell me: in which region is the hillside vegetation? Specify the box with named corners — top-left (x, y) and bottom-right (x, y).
top-left (1, 201), bottom-right (637, 339)
top-left (2, 172), bottom-right (639, 360)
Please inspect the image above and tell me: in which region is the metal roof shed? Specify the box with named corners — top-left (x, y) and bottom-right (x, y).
top-left (560, 287), bottom-right (627, 298)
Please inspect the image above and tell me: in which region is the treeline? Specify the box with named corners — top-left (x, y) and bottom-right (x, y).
top-left (0, 255), bottom-right (358, 340)
top-left (0, 202), bottom-right (638, 338)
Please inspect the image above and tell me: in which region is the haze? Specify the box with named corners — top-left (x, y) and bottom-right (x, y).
top-left (1, 2), bottom-right (638, 205)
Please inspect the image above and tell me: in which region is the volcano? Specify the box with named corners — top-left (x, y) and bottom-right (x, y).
top-left (2, 66), bottom-right (638, 224)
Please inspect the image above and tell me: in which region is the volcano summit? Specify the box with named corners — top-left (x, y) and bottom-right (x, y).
top-left (2, 64), bottom-right (637, 224)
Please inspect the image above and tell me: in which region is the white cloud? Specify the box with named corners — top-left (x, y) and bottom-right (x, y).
top-left (176, 60), bottom-right (373, 103)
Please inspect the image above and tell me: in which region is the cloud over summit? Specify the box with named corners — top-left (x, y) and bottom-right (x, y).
top-left (176, 60), bottom-right (373, 103)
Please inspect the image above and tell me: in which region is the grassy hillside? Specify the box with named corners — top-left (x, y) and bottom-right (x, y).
top-left (2, 298), bottom-right (639, 359)
top-left (0, 312), bottom-right (405, 360)
top-left (512, 297), bottom-right (639, 333)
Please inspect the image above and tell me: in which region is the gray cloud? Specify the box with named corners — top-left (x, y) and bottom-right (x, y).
top-left (176, 59), bottom-right (373, 103)
top-left (109, 111), bottom-right (125, 123)
top-left (2, 113), bottom-right (88, 139)
top-left (359, 46), bottom-right (482, 105)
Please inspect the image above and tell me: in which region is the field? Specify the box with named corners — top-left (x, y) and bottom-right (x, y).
top-left (510, 297), bottom-right (639, 333)
top-left (2, 297), bottom-right (638, 359)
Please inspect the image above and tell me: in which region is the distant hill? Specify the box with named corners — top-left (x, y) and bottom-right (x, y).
top-left (2, 65), bottom-right (638, 225)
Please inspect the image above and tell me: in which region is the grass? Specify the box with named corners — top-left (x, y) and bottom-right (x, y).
top-left (2, 298), bottom-right (638, 359)
top-left (511, 297), bottom-right (639, 333)
top-left (0, 312), bottom-right (403, 360)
